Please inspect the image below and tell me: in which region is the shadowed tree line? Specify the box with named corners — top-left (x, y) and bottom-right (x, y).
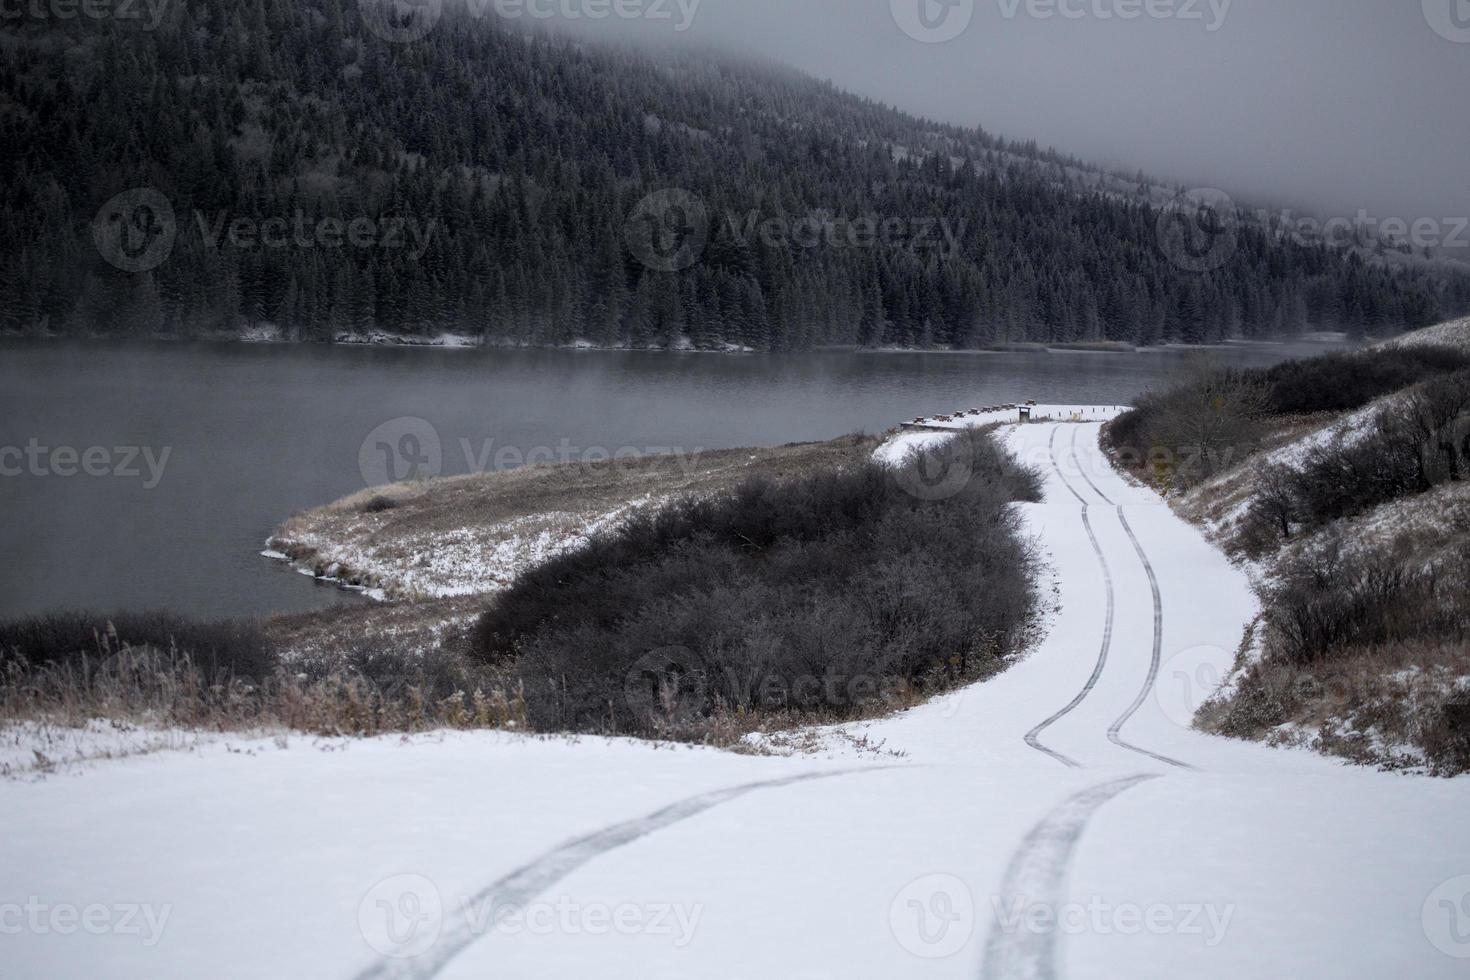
top-left (3, 0), bottom-right (1469, 348)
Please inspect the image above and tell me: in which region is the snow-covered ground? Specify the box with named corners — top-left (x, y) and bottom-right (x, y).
top-left (5, 421), bottom-right (1469, 979)
top-left (265, 501), bottom-right (650, 601)
top-left (1379, 317), bottom-right (1470, 353)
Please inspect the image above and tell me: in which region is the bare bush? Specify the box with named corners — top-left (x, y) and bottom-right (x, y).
top-left (1105, 359), bottom-right (1268, 490)
top-left (1271, 371), bottom-right (1470, 536)
top-left (472, 429), bottom-right (1043, 738)
top-left (1, 623), bottom-right (525, 737)
top-left (1264, 531), bottom-right (1466, 667)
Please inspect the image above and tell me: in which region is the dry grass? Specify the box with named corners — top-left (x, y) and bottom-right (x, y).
top-left (1170, 412), bottom-right (1342, 549)
top-left (269, 436), bottom-right (880, 600)
top-left (1, 626), bottom-right (529, 761)
top-left (265, 597), bottom-right (485, 662)
top-left (1199, 639), bottom-right (1470, 775)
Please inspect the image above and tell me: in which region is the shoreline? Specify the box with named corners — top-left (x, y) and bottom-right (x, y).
top-left (0, 329), bottom-right (1362, 355)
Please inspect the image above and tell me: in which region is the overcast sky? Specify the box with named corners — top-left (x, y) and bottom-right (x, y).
top-left (538, 0), bottom-right (1470, 223)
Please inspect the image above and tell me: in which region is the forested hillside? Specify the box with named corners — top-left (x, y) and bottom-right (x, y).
top-left (3, 0), bottom-right (1468, 349)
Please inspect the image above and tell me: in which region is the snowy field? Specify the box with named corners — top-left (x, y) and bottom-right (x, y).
top-left (4, 420), bottom-right (1469, 979)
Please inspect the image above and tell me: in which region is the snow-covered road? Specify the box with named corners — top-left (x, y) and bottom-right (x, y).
top-left (5, 423), bottom-right (1470, 979)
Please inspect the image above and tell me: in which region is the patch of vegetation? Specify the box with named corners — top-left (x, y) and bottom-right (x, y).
top-left (361, 494), bottom-right (400, 514)
top-left (1241, 370), bottom-right (1470, 552)
top-left (1149, 350), bottom-right (1470, 775)
top-left (471, 429), bottom-right (1043, 737)
top-left (1259, 346), bottom-right (1470, 415)
top-left (0, 611), bottom-right (277, 682)
top-left (1104, 345), bottom-right (1470, 491)
top-left (1103, 361), bottom-right (1269, 489)
top-left (0, 614), bottom-right (525, 737)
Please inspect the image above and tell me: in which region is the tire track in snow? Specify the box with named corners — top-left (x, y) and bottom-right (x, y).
top-left (1066, 426), bottom-right (1193, 772)
top-left (1023, 426), bottom-right (1115, 770)
top-left (980, 774), bottom-right (1160, 980)
top-left (355, 768), bottom-right (882, 980)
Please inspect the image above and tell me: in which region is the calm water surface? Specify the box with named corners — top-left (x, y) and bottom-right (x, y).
top-left (0, 339), bottom-right (1342, 619)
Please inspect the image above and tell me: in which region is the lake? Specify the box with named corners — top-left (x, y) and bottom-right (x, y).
top-left (0, 338), bottom-right (1342, 619)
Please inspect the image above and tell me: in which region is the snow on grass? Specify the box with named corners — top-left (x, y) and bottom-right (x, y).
top-left (0, 720), bottom-right (224, 778)
top-left (1377, 316), bottom-right (1470, 353)
top-left (267, 499), bottom-right (654, 601)
top-left (873, 405), bottom-right (1128, 466)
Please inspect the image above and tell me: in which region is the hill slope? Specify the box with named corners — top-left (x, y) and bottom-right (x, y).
top-left (3, 2), bottom-right (1469, 348)
top-left (1106, 325), bottom-right (1470, 773)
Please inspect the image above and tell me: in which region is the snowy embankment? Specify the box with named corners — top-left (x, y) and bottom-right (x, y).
top-left (875, 405), bottom-right (1128, 467)
top-left (1163, 318), bottom-right (1470, 772)
top-left (1379, 315), bottom-right (1470, 353)
top-left (265, 438), bottom-right (877, 602)
top-left (266, 500), bottom-right (646, 601)
top-left (6, 420), bottom-right (1469, 980)
top-left (1179, 315), bottom-right (1470, 551)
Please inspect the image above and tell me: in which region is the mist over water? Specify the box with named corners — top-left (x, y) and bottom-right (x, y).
top-left (541, 0), bottom-right (1470, 225)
